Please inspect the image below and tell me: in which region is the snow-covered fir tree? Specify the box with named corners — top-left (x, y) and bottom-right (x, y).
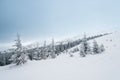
top-left (92, 40), bottom-right (100, 54)
top-left (34, 42), bottom-right (41, 60)
top-left (40, 41), bottom-right (48, 60)
top-left (50, 39), bottom-right (56, 58)
top-left (80, 34), bottom-right (91, 57)
top-left (10, 34), bottom-right (27, 65)
top-left (0, 51), bottom-right (6, 66)
top-left (17, 47), bottom-right (28, 65)
top-left (59, 42), bottom-right (64, 52)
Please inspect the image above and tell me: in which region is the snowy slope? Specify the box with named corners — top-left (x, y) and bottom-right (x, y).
top-left (0, 31), bottom-right (120, 80)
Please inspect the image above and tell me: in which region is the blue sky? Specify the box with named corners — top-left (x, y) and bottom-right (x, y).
top-left (0, 0), bottom-right (120, 45)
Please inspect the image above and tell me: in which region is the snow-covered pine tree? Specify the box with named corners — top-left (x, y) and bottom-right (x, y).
top-left (50, 38), bottom-right (56, 59)
top-left (92, 40), bottom-right (100, 54)
top-left (0, 52), bottom-right (4, 66)
top-left (40, 41), bottom-right (48, 60)
top-left (3, 51), bottom-right (6, 65)
top-left (43, 41), bottom-right (49, 59)
top-left (80, 34), bottom-right (91, 57)
top-left (35, 42), bottom-right (42, 60)
top-left (17, 47), bottom-right (28, 65)
top-left (100, 44), bottom-right (105, 53)
top-left (0, 51), bottom-right (6, 66)
top-left (67, 42), bottom-right (71, 49)
top-left (59, 42), bottom-right (64, 52)
top-left (10, 34), bottom-right (27, 65)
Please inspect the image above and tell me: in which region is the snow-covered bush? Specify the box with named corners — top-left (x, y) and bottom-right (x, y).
top-left (99, 44), bottom-right (105, 53)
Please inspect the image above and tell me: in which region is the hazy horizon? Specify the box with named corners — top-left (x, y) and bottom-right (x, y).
top-left (0, 0), bottom-right (120, 50)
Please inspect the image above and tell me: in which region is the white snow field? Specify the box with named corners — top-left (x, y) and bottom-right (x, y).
top-left (0, 31), bottom-right (120, 80)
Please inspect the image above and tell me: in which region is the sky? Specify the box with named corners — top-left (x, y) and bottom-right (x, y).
top-left (0, 0), bottom-right (120, 50)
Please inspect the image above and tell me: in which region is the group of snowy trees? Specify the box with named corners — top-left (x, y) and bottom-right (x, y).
top-left (0, 33), bottom-right (106, 66)
top-left (9, 35), bottom-right (57, 65)
top-left (9, 34), bottom-right (28, 65)
top-left (80, 34), bottom-right (105, 57)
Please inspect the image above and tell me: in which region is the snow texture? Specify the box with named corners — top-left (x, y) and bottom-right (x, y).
top-left (0, 31), bottom-right (120, 80)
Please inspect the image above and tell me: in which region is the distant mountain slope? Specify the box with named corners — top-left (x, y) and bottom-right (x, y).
top-left (0, 31), bottom-right (120, 80)
top-left (0, 32), bottom-right (110, 66)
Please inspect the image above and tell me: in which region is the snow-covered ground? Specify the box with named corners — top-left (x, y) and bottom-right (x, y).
top-left (0, 31), bottom-right (120, 80)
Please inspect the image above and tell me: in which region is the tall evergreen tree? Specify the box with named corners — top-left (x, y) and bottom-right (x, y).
top-left (50, 39), bottom-right (56, 58)
top-left (80, 34), bottom-right (91, 57)
top-left (92, 40), bottom-right (100, 54)
top-left (10, 34), bottom-right (27, 65)
top-left (40, 41), bottom-right (48, 60)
